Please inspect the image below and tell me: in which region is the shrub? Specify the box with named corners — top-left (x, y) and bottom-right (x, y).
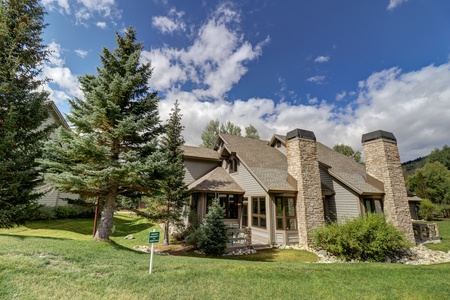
top-left (312, 214), bottom-right (411, 262)
top-left (185, 227), bottom-right (203, 247)
top-left (419, 199), bottom-right (440, 221)
top-left (438, 204), bottom-right (450, 218)
top-left (28, 205), bottom-right (56, 221)
top-left (197, 199), bottom-right (228, 256)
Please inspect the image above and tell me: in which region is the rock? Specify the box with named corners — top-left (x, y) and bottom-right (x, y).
top-left (317, 250), bottom-right (328, 257)
top-left (124, 234), bottom-right (134, 239)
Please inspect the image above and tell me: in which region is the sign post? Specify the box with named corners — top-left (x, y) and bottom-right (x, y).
top-left (148, 229), bottom-right (160, 274)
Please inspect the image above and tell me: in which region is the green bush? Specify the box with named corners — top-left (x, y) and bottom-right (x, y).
top-left (438, 204), bottom-right (450, 218)
top-left (185, 227), bottom-right (203, 247)
top-left (312, 214), bottom-right (411, 261)
top-left (419, 199), bottom-right (440, 221)
top-left (198, 199), bottom-right (228, 256)
top-left (28, 205), bottom-right (56, 220)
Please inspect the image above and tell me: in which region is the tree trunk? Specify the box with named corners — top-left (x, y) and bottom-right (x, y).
top-left (94, 191), bottom-right (117, 240)
top-left (164, 220), bottom-right (170, 245)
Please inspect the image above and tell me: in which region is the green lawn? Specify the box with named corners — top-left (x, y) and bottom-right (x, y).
top-left (0, 216), bottom-right (449, 299)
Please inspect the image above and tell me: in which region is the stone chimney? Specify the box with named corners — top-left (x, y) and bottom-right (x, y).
top-left (362, 130), bottom-right (415, 243)
top-left (286, 129), bottom-right (324, 246)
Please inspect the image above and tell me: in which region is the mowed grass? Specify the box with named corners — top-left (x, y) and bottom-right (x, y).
top-left (0, 216), bottom-right (449, 299)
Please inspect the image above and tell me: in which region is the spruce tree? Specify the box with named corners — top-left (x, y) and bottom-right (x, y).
top-left (0, 0), bottom-right (52, 227)
top-left (198, 199), bottom-right (228, 256)
top-left (40, 27), bottom-right (165, 240)
top-left (150, 99), bottom-right (190, 245)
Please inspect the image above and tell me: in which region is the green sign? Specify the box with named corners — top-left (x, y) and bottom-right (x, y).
top-left (148, 231), bottom-right (160, 244)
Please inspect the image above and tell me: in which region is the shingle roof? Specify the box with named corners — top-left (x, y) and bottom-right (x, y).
top-left (181, 145), bottom-right (221, 161)
top-left (220, 134), bottom-right (297, 192)
top-left (276, 135), bottom-right (383, 194)
top-left (188, 167), bottom-right (245, 193)
top-left (226, 134), bottom-right (384, 194)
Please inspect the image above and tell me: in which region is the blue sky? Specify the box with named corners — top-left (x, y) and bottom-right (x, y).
top-left (40, 0), bottom-right (450, 161)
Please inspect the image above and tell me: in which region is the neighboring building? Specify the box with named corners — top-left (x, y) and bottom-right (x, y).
top-left (182, 128), bottom-right (416, 246)
top-left (37, 101), bottom-right (79, 206)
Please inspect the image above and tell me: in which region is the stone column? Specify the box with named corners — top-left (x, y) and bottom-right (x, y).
top-left (286, 129), bottom-right (324, 246)
top-left (362, 130), bottom-right (415, 243)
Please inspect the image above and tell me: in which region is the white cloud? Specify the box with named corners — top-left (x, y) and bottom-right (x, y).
top-left (307, 75), bottom-right (326, 83)
top-left (40, 42), bottom-right (82, 104)
top-left (74, 49), bottom-right (88, 58)
top-left (152, 8), bottom-right (186, 34)
top-left (336, 91), bottom-right (346, 101)
top-left (143, 4), bottom-right (269, 100)
top-left (96, 22), bottom-right (107, 29)
top-left (42, 0), bottom-right (121, 25)
top-left (41, 0), bottom-right (71, 14)
top-left (314, 56), bottom-right (330, 63)
top-left (387, 0), bottom-right (411, 11)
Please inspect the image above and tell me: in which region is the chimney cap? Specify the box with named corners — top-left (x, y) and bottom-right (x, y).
top-left (286, 129), bottom-right (316, 141)
top-left (362, 130), bottom-right (396, 143)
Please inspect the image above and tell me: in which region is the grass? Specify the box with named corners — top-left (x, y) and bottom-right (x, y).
top-left (0, 216), bottom-right (449, 299)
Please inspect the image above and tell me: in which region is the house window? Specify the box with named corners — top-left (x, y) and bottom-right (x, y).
top-left (242, 197), bottom-right (248, 227)
top-left (276, 197), bottom-right (297, 230)
top-left (207, 193), bottom-right (239, 219)
top-left (252, 197), bottom-right (266, 228)
top-left (363, 198), bottom-right (383, 215)
top-left (229, 158), bottom-right (238, 173)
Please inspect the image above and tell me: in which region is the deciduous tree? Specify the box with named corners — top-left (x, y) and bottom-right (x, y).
top-left (245, 124), bottom-right (260, 139)
top-left (0, 0), bottom-right (52, 227)
top-left (333, 144), bottom-right (362, 163)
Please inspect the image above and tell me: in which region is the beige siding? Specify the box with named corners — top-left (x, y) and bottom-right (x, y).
top-left (321, 169), bottom-right (360, 221)
top-left (230, 162), bottom-right (265, 195)
top-left (184, 159), bottom-right (220, 185)
top-left (37, 189), bottom-right (78, 207)
top-left (252, 227), bottom-right (270, 245)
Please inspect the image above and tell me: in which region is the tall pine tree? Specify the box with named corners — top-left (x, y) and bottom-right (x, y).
top-left (0, 0), bottom-right (52, 227)
top-left (40, 27), bottom-right (165, 240)
top-left (148, 100), bottom-right (190, 245)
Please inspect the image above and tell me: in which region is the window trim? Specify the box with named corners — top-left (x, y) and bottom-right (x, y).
top-left (275, 197), bottom-right (297, 231)
top-left (252, 197), bottom-right (267, 229)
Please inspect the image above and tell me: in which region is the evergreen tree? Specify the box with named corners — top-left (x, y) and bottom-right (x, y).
top-left (198, 199), bottom-right (228, 256)
top-left (200, 119), bottom-right (219, 148)
top-left (40, 27), bottom-right (165, 240)
top-left (147, 100), bottom-right (190, 245)
top-left (0, 0), bottom-right (52, 227)
top-left (245, 124), bottom-right (260, 139)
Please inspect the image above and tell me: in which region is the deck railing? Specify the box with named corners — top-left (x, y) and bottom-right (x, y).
top-left (226, 226), bottom-right (252, 248)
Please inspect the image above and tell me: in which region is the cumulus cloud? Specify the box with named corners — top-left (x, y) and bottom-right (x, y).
top-left (314, 56), bottom-right (330, 63)
top-left (152, 8), bottom-right (186, 34)
top-left (40, 42), bottom-right (82, 104)
top-left (387, 0), bottom-right (411, 11)
top-left (41, 0), bottom-right (71, 14)
top-left (143, 3), bottom-right (270, 99)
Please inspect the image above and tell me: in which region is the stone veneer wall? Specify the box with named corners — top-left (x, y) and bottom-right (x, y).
top-left (362, 131), bottom-right (415, 243)
top-left (286, 129), bottom-right (324, 246)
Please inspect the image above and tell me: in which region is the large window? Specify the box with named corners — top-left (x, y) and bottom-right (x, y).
top-left (276, 197), bottom-right (297, 230)
top-left (252, 197), bottom-right (266, 228)
top-left (207, 193), bottom-right (239, 219)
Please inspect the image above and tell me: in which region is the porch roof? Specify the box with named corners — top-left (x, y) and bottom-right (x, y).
top-left (188, 167), bottom-right (245, 194)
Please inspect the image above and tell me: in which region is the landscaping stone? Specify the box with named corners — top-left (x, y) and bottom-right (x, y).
top-left (124, 234), bottom-right (134, 239)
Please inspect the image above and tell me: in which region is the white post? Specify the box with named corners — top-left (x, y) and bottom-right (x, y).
top-left (149, 228), bottom-right (155, 275)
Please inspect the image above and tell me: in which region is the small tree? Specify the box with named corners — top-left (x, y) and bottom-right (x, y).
top-left (418, 199), bottom-right (440, 221)
top-left (408, 162), bottom-right (450, 204)
top-left (198, 199), bottom-right (228, 256)
top-left (152, 100), bottom-right (190, 245)
top-left (245, 124), bottom-right (260, 139)
top-left (333, 144), bottom-right (362, 163)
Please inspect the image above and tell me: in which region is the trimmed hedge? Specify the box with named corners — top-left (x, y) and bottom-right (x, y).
top-left (30, 205), bottom-right (95, 221)
top-left (313, 214), bottom-right (411, 261)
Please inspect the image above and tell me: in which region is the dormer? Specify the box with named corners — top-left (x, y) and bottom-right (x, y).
top-left (269, 134), bottom-right (287, 155)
